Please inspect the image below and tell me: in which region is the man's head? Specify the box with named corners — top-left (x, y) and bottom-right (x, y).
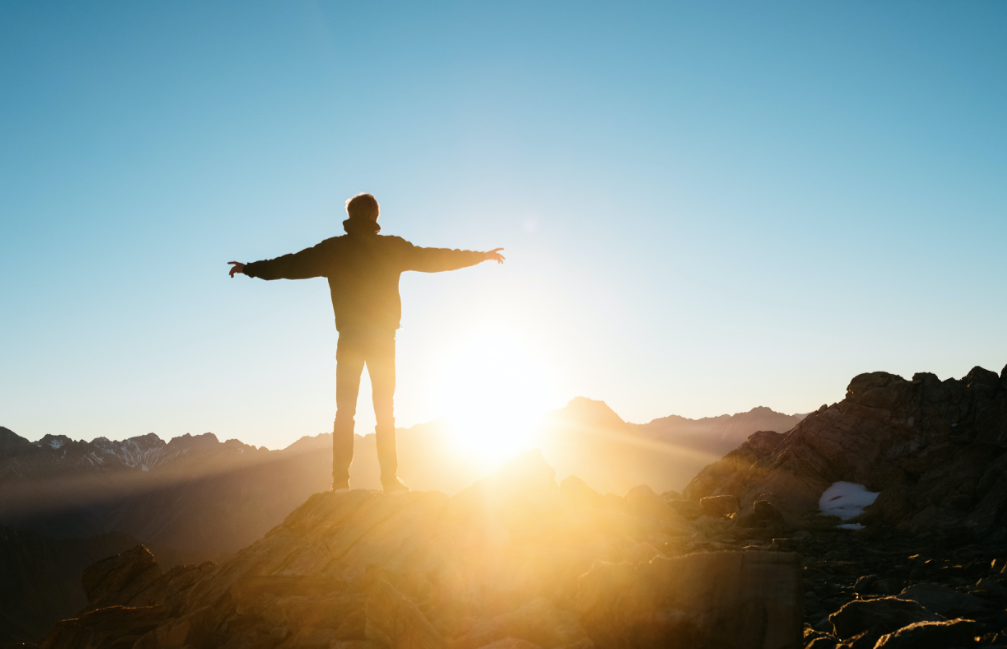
top-left (346, 193), bottom-right (379, 221)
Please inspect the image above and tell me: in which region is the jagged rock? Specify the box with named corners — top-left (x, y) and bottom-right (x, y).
top-left (737, 500), bottom-right (784, 529)
top-left (873, 618), bottom-right (979, 649)
top-left (699, 495), bottom-right (739, 518)
top-left (897, 583), bottom-right (987, 617)
top-left (665, 499), bottom-right (702, 520)
top-left (829, 597), bottom-right (944, 649)
top-left (40, 605), bottom-right (168, 649)
top-left (576, 551), bottom-right (803, 649)
top-left (81, 545), bottom-right (161, 609)
top-left (682, 365), bottom-right (1007, 536)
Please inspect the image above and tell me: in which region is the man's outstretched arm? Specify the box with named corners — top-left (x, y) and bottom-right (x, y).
top-left (227, 240), bottom-right (333, 280)
top-left (403, 243), bottom-right (505, 273)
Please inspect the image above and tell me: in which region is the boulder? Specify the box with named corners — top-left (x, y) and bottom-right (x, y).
top-left (699, 495), bottom-right (739, 518)
top-left (577, 551), bottom-right (803, 649)
top-left (737, 501), bottom-right (784, 529)
top-left (81, 545), bottom-right (161, 609)
top-left (40, 605), bottom-right (168, 649)
top-left (829, 598), bottom-right (944, 649)
top-left (897, 583), bottom-right (987, 617)
top-left (665, 499), bottom-right (702, 520)
top-left (873, 618), bottom-right (979, 649)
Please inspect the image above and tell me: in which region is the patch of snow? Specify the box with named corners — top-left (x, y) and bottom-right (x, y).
top-left (141, 464), bottom-right (148, 472)
top-left (819, 481), bottom-right (880, 521)
top-left (49, 439), bottom-right (63, 449)
top-left (838, 523), bottom-right (865, 530)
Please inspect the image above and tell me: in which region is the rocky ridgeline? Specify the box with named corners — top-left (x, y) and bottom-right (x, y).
top-left (31, 451), bottom-right (807, 649)
top-left (684, 365), bottom-right (1007, 538)
top-left (29, 453), bottom-right (1007, 649)
top-left (21, 364), bottom-right (1007, 649)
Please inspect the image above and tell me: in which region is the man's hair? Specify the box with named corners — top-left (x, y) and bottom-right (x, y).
top-left (346, 193), bottom-right (379, 221)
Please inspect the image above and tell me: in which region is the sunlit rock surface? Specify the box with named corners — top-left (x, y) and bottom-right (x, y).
top-left (35, 451), bottom-right (804, 649)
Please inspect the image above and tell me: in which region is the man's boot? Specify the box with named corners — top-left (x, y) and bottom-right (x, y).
top-left (375, 423), bottom-right (409, 494)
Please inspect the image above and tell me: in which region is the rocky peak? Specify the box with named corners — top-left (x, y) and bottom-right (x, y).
top-left (549, 397), bottom-right (628, 430)
top-left (684, 363), bottom-right (1007, 539)
top-left (36, 434), bottom-right (73, 451)
top-left (0, 426), bottom-right (35, 460)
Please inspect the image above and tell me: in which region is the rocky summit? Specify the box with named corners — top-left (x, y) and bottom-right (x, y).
top-left (30, 451), bottom-right (806, 649)
top-left (684, 364), bottom-right (1007, 539)
top-left (16, 364), bottom-right (1007, 649)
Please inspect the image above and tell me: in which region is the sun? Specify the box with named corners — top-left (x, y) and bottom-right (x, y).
top-left (433, 327), bottom-right (556, 469)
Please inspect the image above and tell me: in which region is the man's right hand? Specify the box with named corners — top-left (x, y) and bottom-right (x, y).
top-left (483, 248), bottom-right (505, 264)
top-left (228, 261), bottom-right (245, 278)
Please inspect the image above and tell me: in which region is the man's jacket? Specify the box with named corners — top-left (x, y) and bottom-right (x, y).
top-left (243, 220), bottom-right (484, 334)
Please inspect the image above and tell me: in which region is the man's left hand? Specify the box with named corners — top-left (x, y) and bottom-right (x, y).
top-left (484, 249), bottom-right (505, 264)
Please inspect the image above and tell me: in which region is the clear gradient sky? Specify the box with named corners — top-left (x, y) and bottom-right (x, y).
top-left (2, 2), bottom-right (1005, 449)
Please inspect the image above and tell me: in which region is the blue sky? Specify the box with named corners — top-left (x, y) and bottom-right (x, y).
top-left (2, 2), bottom-right (1005, 448)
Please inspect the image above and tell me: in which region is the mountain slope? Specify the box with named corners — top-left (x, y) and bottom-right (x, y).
top-left (536, 399), bottom-right (801, 496)
top-left (0, 525), bottom-right (138, 646)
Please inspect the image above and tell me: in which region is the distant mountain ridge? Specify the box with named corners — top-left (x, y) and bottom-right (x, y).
top-left (0, 427), bottom-right (333, 562)
top-left (0, 401), bottom-right (800, 560)
top-left (635, 404), bottom-right (804, 452)
top-left (536, 398), bottom-right (802, 497)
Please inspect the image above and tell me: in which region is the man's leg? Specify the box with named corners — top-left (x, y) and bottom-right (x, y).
top-left (333, 333), bottom-right (365, 489)
top-left (366, 334), bottom-right (398, 486)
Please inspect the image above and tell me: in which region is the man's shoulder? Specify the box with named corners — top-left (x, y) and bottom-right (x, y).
top-left (314, 235), bottom-right (344, 247)
top-left (376, 234), bottom-right (413, 247)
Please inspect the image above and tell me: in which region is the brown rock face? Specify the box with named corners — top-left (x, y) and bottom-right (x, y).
top-left (33, 450), bottom-right (806, 649)
top-left (683, 365), bottom-right (1007, 536)
top-left (576, 551), bottom-right (803, 649)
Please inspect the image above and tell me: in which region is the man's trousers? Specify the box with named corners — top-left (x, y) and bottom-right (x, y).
top-left (332, 331), bottom-right (397, 486)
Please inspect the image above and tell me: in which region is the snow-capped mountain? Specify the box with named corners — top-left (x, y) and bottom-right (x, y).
top-left (0, 426), bottom-right (332, 563)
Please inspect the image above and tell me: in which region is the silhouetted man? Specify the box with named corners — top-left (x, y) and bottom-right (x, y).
top-left (228, 194), bottom-right (504, 494)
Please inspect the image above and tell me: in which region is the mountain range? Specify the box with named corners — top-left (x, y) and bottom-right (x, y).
top-left (0, 401), bottom-right (802, 646)
top-left (0, 401), bottom-right (801, 557)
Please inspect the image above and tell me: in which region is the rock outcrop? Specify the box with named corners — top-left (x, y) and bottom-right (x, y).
top-left (684, 365), bottom-right (1007, 539)
top-left (33, 451), bottom-right (806, 649)
top-left (0, 526), bottom-right (139, 646)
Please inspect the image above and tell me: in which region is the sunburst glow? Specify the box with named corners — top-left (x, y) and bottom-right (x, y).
top-left (433, 327), bottom-right (557, 468)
